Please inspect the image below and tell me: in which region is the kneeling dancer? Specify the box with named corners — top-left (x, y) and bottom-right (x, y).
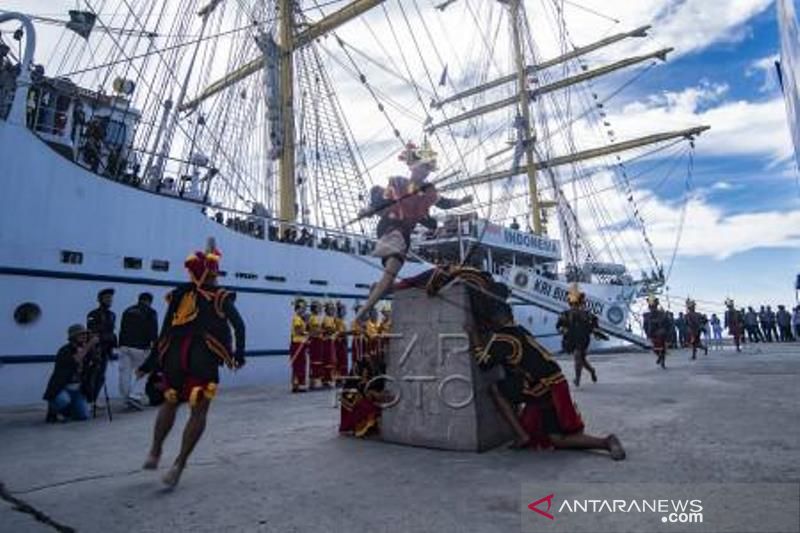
top-left (469, 281), bottom-right (625, 459)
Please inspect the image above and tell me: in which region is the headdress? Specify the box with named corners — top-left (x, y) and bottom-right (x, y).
top-left (398, 139), bottom-right (438, 169)
top-left (685, 298), bottom-right (696, 310)
top-left (566, 283), bottom-right (585, 306)
top-left (724, 297), bottom-right (735, 308)
top-left (646, 294), bottom-right (659, 308)
top-left (185, 237), bottom-right (221, 287)
top-left (293, 297), bottom-right (307, 309)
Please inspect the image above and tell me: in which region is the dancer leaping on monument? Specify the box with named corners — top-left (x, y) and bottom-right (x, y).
top-left (354, 140), bottom-right (472, 322)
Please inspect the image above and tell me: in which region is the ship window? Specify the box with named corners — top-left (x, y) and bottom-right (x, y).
top-left (60, 250), bottom-right (83, 264)
top-left (235, 272), bottom-right (258, 280)
top-left (354, 283), bottom-right (370, 289)
top-left (265, 275), bottom-right (286, 283)
top-left (217, 270), bottom-right (227, 278)
top-left (14, 302), bottom-right (41, 325)
top-left (309, 279), bottom-right (328, 286)
top-left (151, 259), bottom-right (169, 272)
top-left (123, 257), bottom-right (143, 270)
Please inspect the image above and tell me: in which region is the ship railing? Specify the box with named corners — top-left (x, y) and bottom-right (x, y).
top-left (205, 204), bottom-right (379, 258)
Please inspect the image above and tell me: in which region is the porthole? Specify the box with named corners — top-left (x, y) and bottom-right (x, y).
top-left (14, 302), bottom-right (41, 325)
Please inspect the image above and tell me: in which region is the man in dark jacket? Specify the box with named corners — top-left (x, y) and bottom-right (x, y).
top-left (776, 305), bottom-right (794, 342)
top-left (118, 292), bottom-right (158, 409)
top-left (43, 324), bottom-right (99, 422)
top-left (86, 288), bottom-right (117, 404)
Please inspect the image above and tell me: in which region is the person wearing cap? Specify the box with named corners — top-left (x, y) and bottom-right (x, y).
top-left (556, 285), bottom-right (606, 387)
top-left (138, 239), bottom-right (245, 488)
top-left (85, 287), bottom-right (117, 404)
top-left (43, 324), bottom-right (100, 422)
top-left (643, 295), bottom-right (670, 369)
top-left (118, 292), bottom-right (158, 409)
top-left (289, 298), bottom-right (309, 393)
top-left (684, 299), bottom-right (708, 360)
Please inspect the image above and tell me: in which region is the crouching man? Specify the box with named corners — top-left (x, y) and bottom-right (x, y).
top-left (468, 282), bottom-right (625, 459)
top-left (43, 324), bottom-right (99, 422)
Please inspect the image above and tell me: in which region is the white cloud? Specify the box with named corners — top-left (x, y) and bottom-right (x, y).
top-left (604, 82), bottom-right (794, 164)
top-left (747, 53), bottom-right (781, 93)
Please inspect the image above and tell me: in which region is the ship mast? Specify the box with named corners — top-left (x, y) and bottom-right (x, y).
top-left (181, 0), bottom-right (386, 226)
top-left (509, 0), bottom-right (543, 234)
top-left (278, 0), bottom-right (297, 226)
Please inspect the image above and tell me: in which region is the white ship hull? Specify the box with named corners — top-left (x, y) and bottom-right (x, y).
top-left (0, 122), bottom-right (630, 405)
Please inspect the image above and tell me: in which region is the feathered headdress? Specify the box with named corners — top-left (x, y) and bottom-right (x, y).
top-left (567, 283), bottom-right (585, 306)
top-left (685, 298), bottom-right (696, 310)
top-left (185, 237), bottom-right (221, 287)
top-left (646, 294), bottom-right (660, 308)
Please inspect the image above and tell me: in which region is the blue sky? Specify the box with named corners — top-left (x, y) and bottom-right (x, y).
top-left (621, 1), bottom-right (800, 311)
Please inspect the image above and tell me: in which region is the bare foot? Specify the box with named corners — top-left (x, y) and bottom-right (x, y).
top-left (142, 454), bottom-right (160, 470)
top-left (606, 434), bottom-right (626, 461)
top-left (162, 464), bottom-right (184, 488)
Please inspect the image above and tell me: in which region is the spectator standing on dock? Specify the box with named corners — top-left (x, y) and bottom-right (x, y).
top-left (776, 305), bottom-right (793, 342)
top-left (43, 324), bottom-right (99, 423)
top-left (793, 306), bottom-right (800, 340)
top-left (709, 313), bottom-right (723, 350)
top-left (765, 306), bottom-right (779, 342)
top-left (675, 312), bottom-right (688, 348)
top-left (758, 306), bottom-right (770, 342)
top-left (118, 292), bottom-right (158, 409)
top-left (86, 288), bottom-right (117, 405)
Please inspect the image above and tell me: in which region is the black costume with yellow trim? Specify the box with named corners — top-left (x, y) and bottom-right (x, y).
top-left (145, 283), bottom-right (245, 404)
top-left (556, 308), bottom-right (599, 353)
top-left (474, 324), bottom-right (584, 449)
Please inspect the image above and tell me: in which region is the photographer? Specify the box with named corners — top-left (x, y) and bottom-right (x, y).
top-left (86, 288), bottom-right (117, 404)
top-left (43, 324), bottom-right (99, 422)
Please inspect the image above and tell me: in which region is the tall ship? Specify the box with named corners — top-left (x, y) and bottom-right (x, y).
top-left (0, 1), bottom-right (707, 405)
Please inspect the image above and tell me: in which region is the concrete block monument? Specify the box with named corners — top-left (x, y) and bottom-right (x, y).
top-left (380, 281), bottom-right (514, 452)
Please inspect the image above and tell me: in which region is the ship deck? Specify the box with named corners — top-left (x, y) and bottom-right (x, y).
top-left (1, 342), bottom-right (799, 533)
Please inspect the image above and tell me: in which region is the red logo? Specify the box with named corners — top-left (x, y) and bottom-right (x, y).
top-left (528, 494), bottom-right (555, 520)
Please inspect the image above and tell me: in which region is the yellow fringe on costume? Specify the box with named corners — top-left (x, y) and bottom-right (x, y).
top-left (189, 383), bottom-right (218, 407)
top-left (164, 388), bottom-right (179, 404)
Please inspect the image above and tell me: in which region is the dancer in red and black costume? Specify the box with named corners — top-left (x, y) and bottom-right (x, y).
top-left (685, 298), bottom-right (708, 360)
top-left (138, 239), bottom-right (245, 488)
top-left (354, 141), bottom-right (471, 322)
top-left (556, 285), bottom-right (607, 387)
top-left (724, 298), bottom-right (744, 352)
top-left (465, 279), bottom-right (624, 459)
top-left (643, 295), bottom-right (670, 369)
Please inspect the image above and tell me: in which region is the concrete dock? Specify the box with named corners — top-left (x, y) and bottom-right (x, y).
top-left (1, 342), bottom-right (798, 533)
